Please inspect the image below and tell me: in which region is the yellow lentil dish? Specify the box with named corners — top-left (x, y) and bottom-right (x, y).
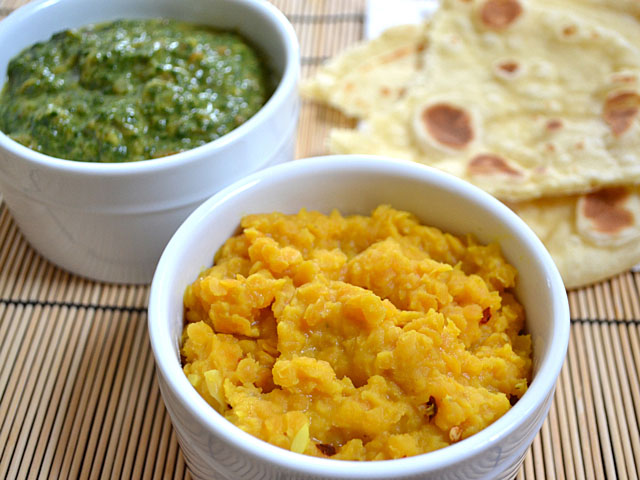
top-left (181, 205), bottom-right (532, 460)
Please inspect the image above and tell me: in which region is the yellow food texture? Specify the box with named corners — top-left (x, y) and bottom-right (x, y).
top-left (181, 205), bottom-right (532, 460)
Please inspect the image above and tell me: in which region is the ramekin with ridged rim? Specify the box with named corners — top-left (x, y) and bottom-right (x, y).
top-left (0, 0), bottom-right (300, 283)
top-left (148, 155), bottom-right (570, 480)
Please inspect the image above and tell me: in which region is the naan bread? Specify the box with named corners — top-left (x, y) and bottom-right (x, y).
top-left (575, 0), bottom-right (640, 17)
top-left (329, 0), bottom-right (640, 201)
top-left (510, 186), bottom-right (640, 288)
top-left (299, 24), bottom-right (429, 119)
top-left (303, 0), bottom-right (640, 286)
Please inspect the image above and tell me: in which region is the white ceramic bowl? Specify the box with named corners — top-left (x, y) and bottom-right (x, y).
top-left (0, 0), bottom-right (299, 284)
top-left (148, 155), bottom-right (570, 480)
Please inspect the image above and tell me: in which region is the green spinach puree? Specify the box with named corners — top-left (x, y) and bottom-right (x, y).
top-left (0, 19), bottom-right (272, 162)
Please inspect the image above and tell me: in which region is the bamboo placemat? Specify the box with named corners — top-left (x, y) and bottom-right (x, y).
top-left (1, 1), bottom-right (639, 479)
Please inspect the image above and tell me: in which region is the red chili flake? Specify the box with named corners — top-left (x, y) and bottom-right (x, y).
top-left (425, 395), bottom-right (438, 421)
top-left (316, 443), bottom-right (337, 456)
top-left (480, 307), bottom-right (491, 324)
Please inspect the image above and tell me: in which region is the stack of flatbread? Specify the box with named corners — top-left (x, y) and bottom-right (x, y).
top-left (301, 0), bottom-right (640, 289)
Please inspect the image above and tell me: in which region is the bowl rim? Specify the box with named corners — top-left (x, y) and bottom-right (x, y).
top-left (148, 155), bottom-right (570, 477)
top-left (0, 0), bottom-right (300, 176)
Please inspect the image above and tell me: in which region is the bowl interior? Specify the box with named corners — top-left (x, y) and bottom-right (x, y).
top-left (0, 0), bottom-right (290, 85)
top-left (149, 155), bottom-right (570, 476)
top-left (156, 157), bottom-right (566, 366)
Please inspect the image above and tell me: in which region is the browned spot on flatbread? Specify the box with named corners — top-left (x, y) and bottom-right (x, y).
top-left (582, 187), bottom-right (633, 234)
top-left (380, 46), bottom-right (413, 64)
top-left (422, 104), bottom-right (474, 149)
top-left (498, 61), bottom-right (519, 74)
top-left (603, 91), bottom-right (640, 136)
top-left (546, 119), bottom-right (563, 131)
top-left (481, 0), bottom-right (522, 30)
top-left (468, 154), bottom-right (522, 176)
top-left (562, 25), bottom-right (577, 36)
top-left (380, 86), bottom-right (391, 97)
top-left (612, 74), bottom-right (637, 84)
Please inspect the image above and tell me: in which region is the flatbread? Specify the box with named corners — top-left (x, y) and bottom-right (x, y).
top-left (302, 0), bottom-right (640, 286)
top-left (510, 185), bottom-right (640, 288)
top-left (575, 0), bottom-right (640, 18)
top-left (328, 0), bottom-right (640, 201)
top-left (299, 24), bottom-right (429, 119)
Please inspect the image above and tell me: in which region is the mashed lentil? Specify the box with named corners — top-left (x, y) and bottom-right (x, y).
top-left (181, 205), bottom-right (532, 460)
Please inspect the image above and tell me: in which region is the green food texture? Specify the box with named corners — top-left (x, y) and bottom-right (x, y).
top-left (0, 18), bottom-right (272, 162)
